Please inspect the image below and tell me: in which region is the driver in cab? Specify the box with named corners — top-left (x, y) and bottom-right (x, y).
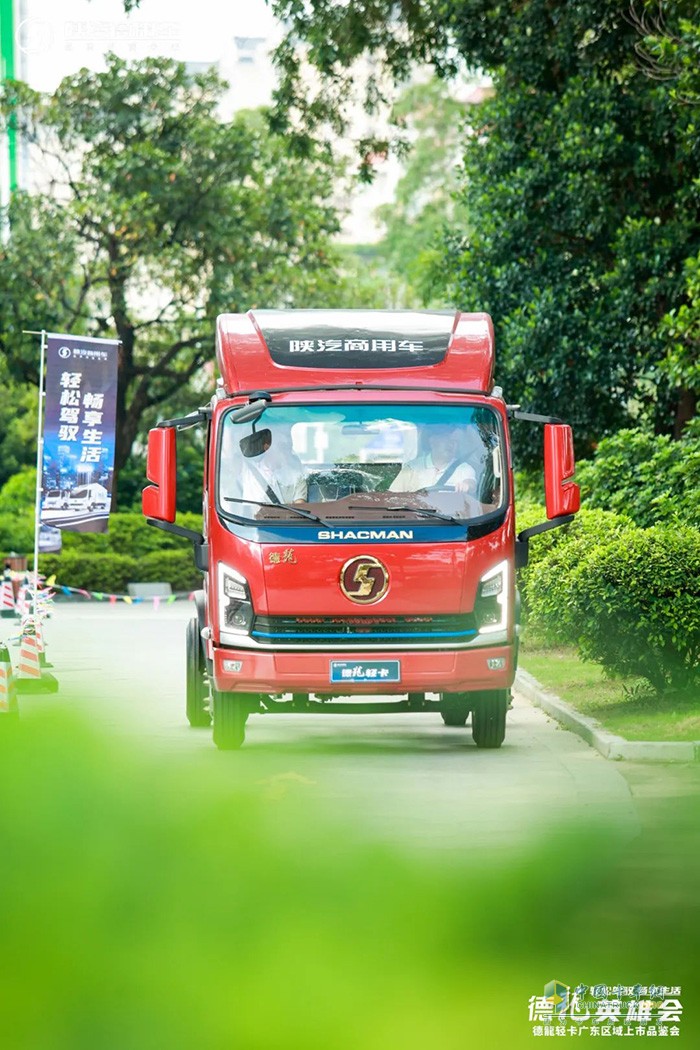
top-left (238, 427), bottom-right (307, 505)
top-left (389, 424), bottom-right (476, 494)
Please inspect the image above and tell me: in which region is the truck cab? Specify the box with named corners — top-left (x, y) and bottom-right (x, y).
top-left (143, 310), bottom-right (579, 750)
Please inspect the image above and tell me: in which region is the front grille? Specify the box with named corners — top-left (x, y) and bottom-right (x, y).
top-left (251, 612), bottom-right (477, 646)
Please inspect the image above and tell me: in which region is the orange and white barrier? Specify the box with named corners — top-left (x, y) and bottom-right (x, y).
top-left (18, 626), bottom-right (42, 680)
top-left (0, 577), bottom-right (15, 618)
top-left (14, 616), bottom-right (58, 694)
top-left (21, 615), bottom-right (45, 654)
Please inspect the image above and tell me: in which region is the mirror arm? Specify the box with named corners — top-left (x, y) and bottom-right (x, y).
top-left (146, 518), bottom-right (209, 572)
top-left (515, 514), bottom-right (575, 570)
top-left (158, 407), bottom-right (211, 431)
top-left (507, 409), bottom-right (564, 424)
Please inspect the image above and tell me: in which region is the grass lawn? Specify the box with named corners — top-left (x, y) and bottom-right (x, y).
top-left (520, 639), bottom-right (700, 743)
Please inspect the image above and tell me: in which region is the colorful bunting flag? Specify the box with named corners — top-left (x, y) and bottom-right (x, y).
top-left (29, 578), bottom-right (197, 606)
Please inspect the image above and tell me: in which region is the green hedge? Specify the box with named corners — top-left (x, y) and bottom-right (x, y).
top-left (7, 512), bottom-right (203, 592)
top-left (138, 551), bottom-right (201, 592)
top-left (3, 512), bottom-right (203, 560)
top-left (33, 549), bottom-right (200, 594)
top-left (515, 504), bottom-right (632, 605)
top-left (35, 553), bottom-right (139, 594)
top-left (576, 426), bottom-right (700, 528)
top-left (60, 512), bottom-right (203, 558)
top-left (527, 525), bottom-right (700, 694)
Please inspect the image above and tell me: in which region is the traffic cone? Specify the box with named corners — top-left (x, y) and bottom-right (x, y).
top-left (16, 620), bottom-right (58, 694)
top-left (0, 576), bottom-right (15, 618)
top-left (0, 643), bottom-right (18, 716)
top-left (18, 624), bottom-right (41, 679)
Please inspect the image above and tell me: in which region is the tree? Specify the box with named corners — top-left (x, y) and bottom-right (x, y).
top-left (270, 0), bottom-right (700, 458)
top-left (0, 366), bottom-right (37, 489)
top-left (0, 55), bottom-right (344, 490)
top-left (374, 76), bottom-right (475, 306)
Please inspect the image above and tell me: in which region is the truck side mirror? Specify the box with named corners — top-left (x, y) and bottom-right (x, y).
top-left (544, 424), bottom-right (580, 519)
top-left (142, 426), bottom-right (177, 523)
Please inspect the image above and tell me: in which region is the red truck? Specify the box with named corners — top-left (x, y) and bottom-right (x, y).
top-left (143, 310), bottom-right (579, 750)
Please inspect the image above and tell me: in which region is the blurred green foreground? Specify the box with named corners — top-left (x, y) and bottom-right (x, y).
top-left (0, 710), bottom-right (698, 1048)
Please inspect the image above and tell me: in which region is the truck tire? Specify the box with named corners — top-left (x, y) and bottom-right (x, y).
top-left (186, 617), bottom-right (211, 727)
top-left (212, 690), bottom-right (248, 750)
top-left (439, 694), bottom-right (470, 726)
top-left (471, 690), bottom-right (508, 749)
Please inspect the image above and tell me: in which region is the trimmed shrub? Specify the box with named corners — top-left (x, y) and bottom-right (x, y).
top-left (35, 553), bottom-right (137, 594)
top-left (61, 512), bottom-right (202, 558)
top-left (34, 548), bottom-right (200, 594)
top-left (138, 550), bottom-right (201, 592)
top-left (576, 426), bottom-right (700, 527)
top-left (527, 525), bottom-right (700, 693)
top-left (515, 505), bottom-right (632, 605)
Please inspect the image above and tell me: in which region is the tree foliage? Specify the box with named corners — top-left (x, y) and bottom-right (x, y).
top-left (373, 77), bottom-right (474, 306)
top-left (576, 424), bottom-right (700, 528)
top-left (0, 55), bottom-right (344, 485)
top-left (271, 0), bottom-right (700, 460)
top-left (0, 364), bottom-right (37, 489)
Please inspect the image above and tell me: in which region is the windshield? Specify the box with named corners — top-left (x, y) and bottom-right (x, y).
top-left (218, 404), bottom-right (506, 524)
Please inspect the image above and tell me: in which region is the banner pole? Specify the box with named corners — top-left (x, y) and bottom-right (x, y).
top-left (32, 329), bottom-right (47, 623)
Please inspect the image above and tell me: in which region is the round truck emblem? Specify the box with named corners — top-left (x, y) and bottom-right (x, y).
top-left (339, 555), bottom-right (389, 605)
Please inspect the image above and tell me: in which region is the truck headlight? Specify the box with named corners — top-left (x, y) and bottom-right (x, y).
top-left (218, 563), bottom-right (254, 634)
top-left (475, 560), bottom-right (509, 634)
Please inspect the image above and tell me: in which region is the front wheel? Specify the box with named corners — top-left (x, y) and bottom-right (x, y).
top-left (471, 690), bottom-right (508, 749)
top-left (212, 690), bottom-right (249, 750)
top-left (186, 618), bottom-right (211, 727)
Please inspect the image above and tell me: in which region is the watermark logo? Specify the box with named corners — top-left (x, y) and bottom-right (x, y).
top-left (543, 980), bottom-right (569, 1016)
top-left (528, 981), bottom-right (683, 1037)
top-left (16, 18), bottom-right (53, 56)
top-left (15, 19), bottom-right (181, 57)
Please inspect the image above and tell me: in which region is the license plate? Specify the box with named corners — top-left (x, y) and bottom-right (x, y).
top-left (329, 660), bottom-right (401, 684)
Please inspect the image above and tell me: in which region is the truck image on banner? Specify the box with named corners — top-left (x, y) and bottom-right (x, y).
top-left (41, 334), bottom-right (119, 533)
top-left (143, 309), bottom-right (580, 751)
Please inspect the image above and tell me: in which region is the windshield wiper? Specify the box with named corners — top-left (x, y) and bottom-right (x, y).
top-left (349, 503), bottom-right (465, 527)
top-left (223, 496), bottom-right (328, 526)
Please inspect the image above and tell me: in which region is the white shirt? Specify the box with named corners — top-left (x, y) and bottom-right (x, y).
top-left (390, 453), bottom-right (476, 493)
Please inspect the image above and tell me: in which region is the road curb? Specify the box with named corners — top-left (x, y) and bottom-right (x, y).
top-left (514, 668), bottom-right (700, 763)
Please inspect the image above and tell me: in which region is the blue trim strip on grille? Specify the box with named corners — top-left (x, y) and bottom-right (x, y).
top-left (252, 629), bottom-right (478, 640)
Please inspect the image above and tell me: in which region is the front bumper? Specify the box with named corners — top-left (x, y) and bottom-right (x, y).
top-left (212, 644), bottom-right (515, 695)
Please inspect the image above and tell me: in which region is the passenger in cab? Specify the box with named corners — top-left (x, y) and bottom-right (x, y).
top-left (390, 424), bottom-right (477, 494)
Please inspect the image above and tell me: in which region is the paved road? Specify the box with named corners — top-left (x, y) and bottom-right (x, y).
top-left (2, 600), bottom-right (642, 852)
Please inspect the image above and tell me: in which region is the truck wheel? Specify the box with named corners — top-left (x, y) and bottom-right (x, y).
top-left (186, 617), bottom-right (211, 727)
top-left (439, 694), bottom-right (470, 726)
top-left (212, 690), bottom-right (248, 750)
top-left (471, 690), bottom-right (508, 749)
